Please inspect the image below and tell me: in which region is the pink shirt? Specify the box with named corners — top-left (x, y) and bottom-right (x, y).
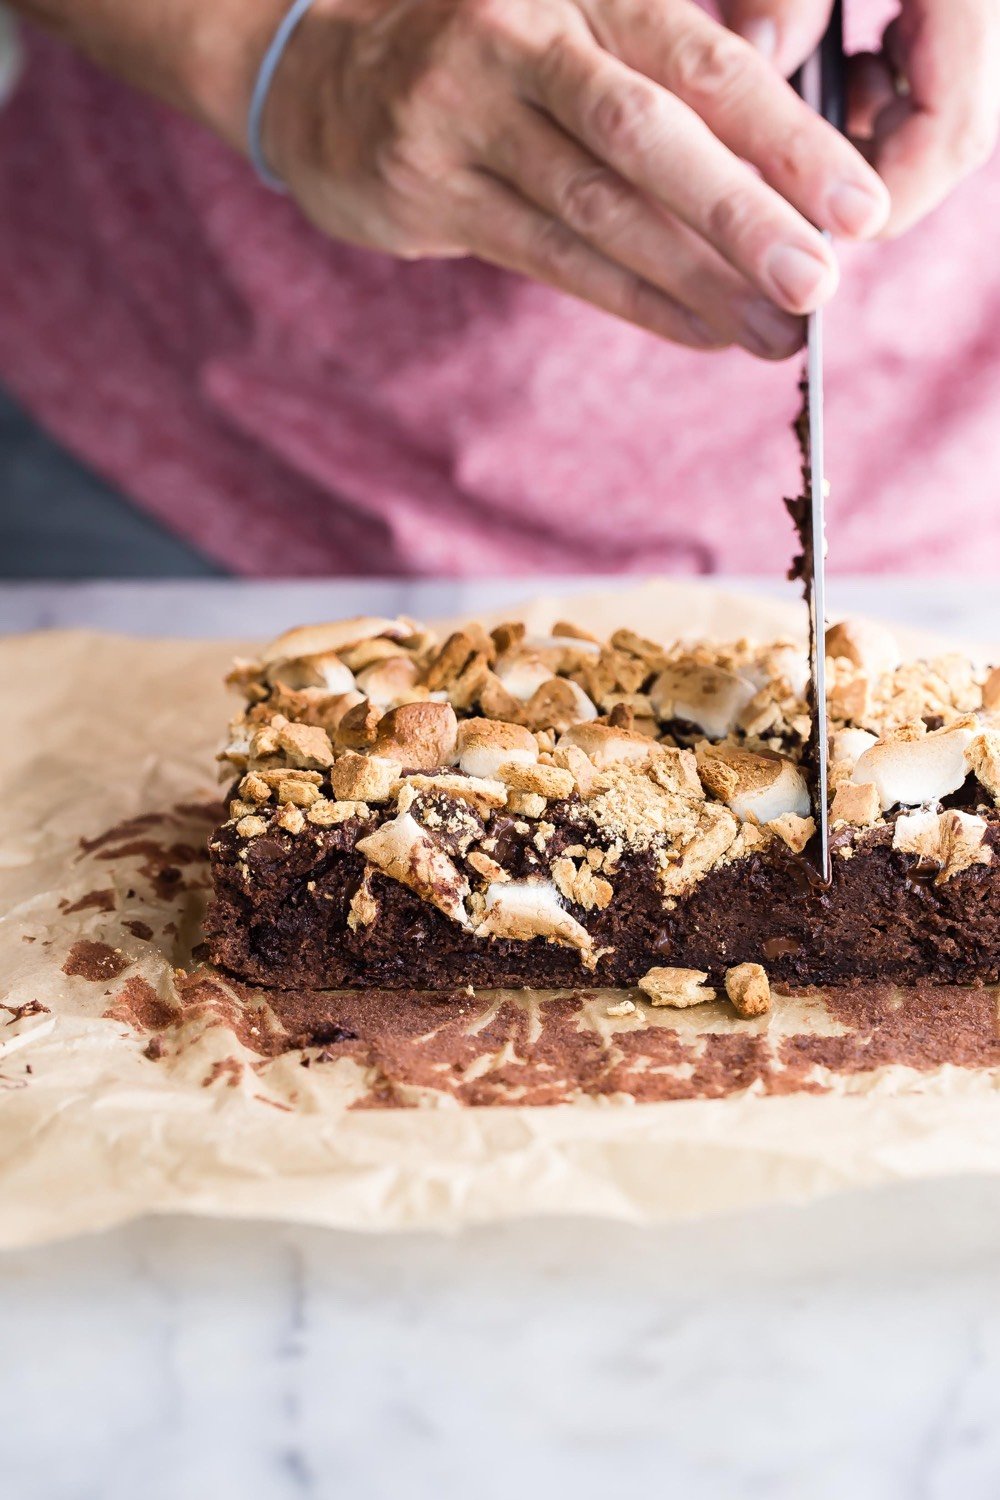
top-left (0, 29), bottom-right (998, 576)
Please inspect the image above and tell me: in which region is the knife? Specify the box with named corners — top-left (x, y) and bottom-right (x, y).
top-left (794, 4), bottom-right (845, 885)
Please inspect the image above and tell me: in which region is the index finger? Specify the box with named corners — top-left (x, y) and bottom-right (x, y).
top-left (582, 0), bottom-right (890, 239)
top-left (528, 36), bottom-right (840, 313)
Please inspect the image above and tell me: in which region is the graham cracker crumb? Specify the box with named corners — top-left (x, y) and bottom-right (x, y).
top-left (467, 850), bottom-right (509, 884)
top-left (638, 966), bottom-right (716, 1008)
top-left (507, 790), bottom-right (548, 818)
top-left (274, 718), bottom-right (335, 769)
top-left (606, 999), bottom-right (637, 1018)
top-left (307, 798), bottom-right (369, 826)
top-left (332, 752), bottom-right (401, 803)
top-left (767, 813), bottom-right (816, 854)
top-left (235, 815), bottom-right (268, 839)
top-left (829, 781), bottom-right (881, 828)
top-left (275, 778), bottom-right (321, 807)
top-left (498, 761), bottom-right (575, 799)
top-left (347, 874), bottom-right (379, 930)
top-left (550, 856), bottom-right (613, 911)
top-left (725, 963), bottom-right (771, 1017)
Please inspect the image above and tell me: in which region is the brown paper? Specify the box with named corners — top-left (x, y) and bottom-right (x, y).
top-left (2, 581), bottom-right (999, 1250)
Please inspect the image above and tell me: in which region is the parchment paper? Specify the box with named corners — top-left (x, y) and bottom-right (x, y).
top-left (2, 580), bottom-right (998, 1249)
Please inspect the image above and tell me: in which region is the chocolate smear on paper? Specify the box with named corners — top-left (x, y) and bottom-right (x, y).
top-left (62, 940), bottom-right (129, 982)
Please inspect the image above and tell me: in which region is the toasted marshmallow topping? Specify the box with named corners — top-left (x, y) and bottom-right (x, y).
top-left (825, 619), bottom-right (900, 678)
top-left (650, 664), bottom-right (757, 740)
top-left (526, 634), bottom-right (602, 657)
top-left (892, 808), bottom-right (944, 860)
top-left (745, 644), bottom-right (810, 697)
top-left (457, 718), bottom-right (538, 779)
top-left (475, 879), bottom-right (592, 953)
top-left (557, 721), bottom-right (653, 769)
top-left (893, 808), bottom-right (991, 882)
top-left (373, 701), bottom-right (459, 770)
top-left (523, 677), bottom-right (598, 731)
top-left (356, 810), bottom-right (470, 925)
top-left (831, 727), bottom-right (878, 768)
top-left (852, 722), bottom-right (976, 811)
top-left (697, 745), bottom-right (810, 825)
top-left (266, 650), bottom-right (357, 695)
top-left (494, 652), bottom-right (556, 702)
top-left (355, 655), bottom-right (421, 708)
top-left (221, 723), bottom-right (253, 768)
top-left (261, 617), bottom-right (411, 667)
top-left (967, 729), bottom-right (1000, 802)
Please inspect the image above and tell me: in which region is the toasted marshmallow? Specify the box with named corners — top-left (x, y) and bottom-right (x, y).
top-left (261, 617), bottom-right (411, 667)
top-left (355, 654), bottom-right (421, 708)
top-left (457, 719), bottom-right (538, 779)
top-left (892, 808), bottom-right (990, 881)
top-left (526, 634), bottom-right (601, 657)
top-left (697, 744), bottom-right (810, 825)
top-left (940, 811), bottom-right (991, 880)
top-left (556, 721), bottom-right (654, 769)
top-left (266, 650), bottom-right (356, 695)
top-left (892, 808), bottom-right (942, 860)
top-left (825, 619), bottom-right (900, 678)
top-left (374, 702), bottom-right (459, 771)
top-left (831, 728), bottom-right (878, 769)
top-left (968, 729), bottom-right (1000, 802)
top-left (475, 878), bottom-right (591, 954)
top-left (220, 722), bottom-right (253, 768)
top-left (745, 643), bottom-right (810, 697)
top-left (494, 652), bottom-right (556, 702)
top-left (650, 663), bottom-right (757, 740)
top-left (852, 723), bottom-right (976, 811)
top-left (355, 810), bottom-right (469, 925)
top-left (524, 678), bottom-right (599, 730)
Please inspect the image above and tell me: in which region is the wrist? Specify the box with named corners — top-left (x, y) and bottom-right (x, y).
top-left (183, 0), bottom-right (292, 155)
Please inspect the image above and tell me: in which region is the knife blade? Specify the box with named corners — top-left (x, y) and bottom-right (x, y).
top-left (794, 4), bottom-right (845, 885)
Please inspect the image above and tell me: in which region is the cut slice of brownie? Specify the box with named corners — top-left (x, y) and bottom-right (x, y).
top-left (205, 614), bottom-right (1000, 991)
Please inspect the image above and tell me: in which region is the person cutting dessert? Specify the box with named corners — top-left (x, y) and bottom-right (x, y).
top-left (0, 0), bottom-right (997, 575)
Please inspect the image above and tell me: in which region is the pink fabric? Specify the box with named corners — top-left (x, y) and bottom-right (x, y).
top-left (0, 30), bottom-right (998, 577)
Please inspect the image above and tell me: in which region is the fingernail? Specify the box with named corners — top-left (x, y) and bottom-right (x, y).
top-left (741, 299), bottom-right (805, 357)
top-left (738, 18), bottom-right (777, 60)
top-left (763, 243), bottom-right (837, 311)
top-left (827, 179), bottom-right (890, 238)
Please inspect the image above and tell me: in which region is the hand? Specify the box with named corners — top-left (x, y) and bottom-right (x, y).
top-left (262, 0), bottom-right (890, 359)
top-left (719, 0), bottom-right (1000, 235)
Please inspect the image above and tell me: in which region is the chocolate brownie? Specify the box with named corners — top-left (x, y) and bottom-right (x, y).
top-left (205, 613), bottom-right (1000, 999)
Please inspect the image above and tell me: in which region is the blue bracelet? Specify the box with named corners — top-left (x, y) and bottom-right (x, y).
top-left (247, 0), bottom-right (318, 191)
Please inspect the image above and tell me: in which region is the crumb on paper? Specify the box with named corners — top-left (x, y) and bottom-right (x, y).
top-left (637, 966), bottom-right (716, 1008)
top-left (725, 962), bottom-right (771, 1017)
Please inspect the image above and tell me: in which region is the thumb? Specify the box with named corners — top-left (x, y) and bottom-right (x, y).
top-left (716, 0), bottom-right (834, 78)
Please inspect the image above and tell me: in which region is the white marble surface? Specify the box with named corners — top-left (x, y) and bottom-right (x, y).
top-left (4, 576), bottom-right (1000, 1499)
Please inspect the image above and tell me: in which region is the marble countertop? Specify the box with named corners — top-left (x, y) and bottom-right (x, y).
top-left (4, 576), bottom-right (1000, 1500)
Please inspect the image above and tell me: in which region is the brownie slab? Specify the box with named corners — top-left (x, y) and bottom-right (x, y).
top-left (205, 614), bottom-right (1000, 998)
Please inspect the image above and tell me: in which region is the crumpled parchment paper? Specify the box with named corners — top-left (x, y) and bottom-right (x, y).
top-left (2, 579), bottom-right (998, 1249)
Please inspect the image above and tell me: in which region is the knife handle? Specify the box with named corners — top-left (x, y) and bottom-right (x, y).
top-left (792, 0), bottom-right (846, 134)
